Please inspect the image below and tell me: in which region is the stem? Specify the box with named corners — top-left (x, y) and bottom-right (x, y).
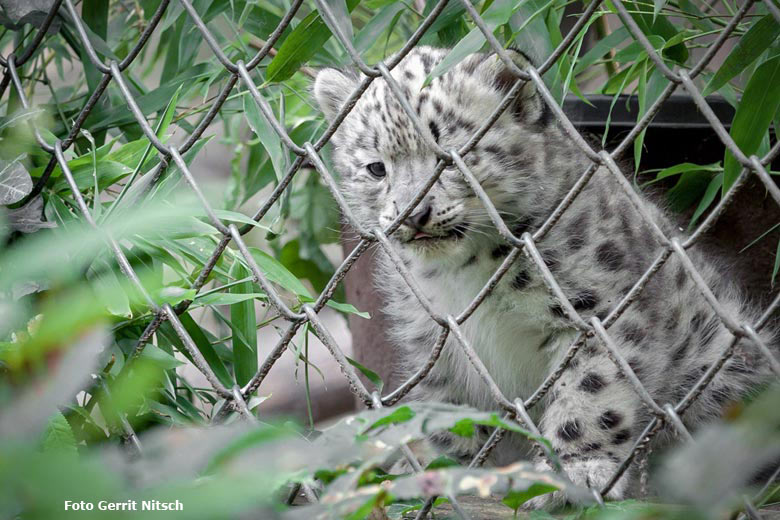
top-left (304, 323), bottom-right (314, 430)
top-left (595, 15), bottom-right (617, 77)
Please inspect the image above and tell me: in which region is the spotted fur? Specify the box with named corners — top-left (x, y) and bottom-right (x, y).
top-left (314, 46), bottom-right (777, 507)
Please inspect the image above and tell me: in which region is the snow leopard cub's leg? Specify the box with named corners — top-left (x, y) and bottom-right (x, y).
top-left (528, 341), bottom-right (642, 508)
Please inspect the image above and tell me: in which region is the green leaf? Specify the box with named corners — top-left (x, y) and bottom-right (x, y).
top-left (650, 162), bottom-right (722, 181)
top-left (346, 356), bottom-right (383, 392)
top-left (1, 193), bottom-right (202, 291)
top-left (153, 286), bottom-right (197, 306)
top-left (502, 483), bottom-right (558, 511)
top-left (167, 313), bottom-right (233, 388)
top-left (666, 170), bottom-right (716, 212)
top-left (362, 406), bottom-right (415, 432)
top-left (690, 172), bottom-right (723, 227)
top-left (229, 262), bottom-right (258, 387)
top-left (242, 6), bottom-right (286, 41)
top-left (325, 300), bottom-right (370, 319)
top-left (509, 0), bottom-right (557, 78)
top-left (243, 94), bottom-right (284, 180)
top-left (212, 209), bottom-right (273, 233)
top-left (363, 0), bottom-right (397, 7)
top-left (265, 11), bottom-right (325, 83)
top-left (424, 0), bottom-right (514, 88)
top-left (291, 176), bottom-right (341, 244)
top-left (80, 0), bottom-right (110, 132)
top-left (573, 26), bottom-right (629, 75)
top-left (83, 64), bottom-right (211, 134)
top-left (723, 54), bottom-right (780, 194)
top-left (265, 0), bottom-right (360, 83)
top-left (613, 35), bottom-right (665, 63)
top-left (419, 1), bottom-right (469, 45)
top-left (449, 417), bottom-right (478, 437)
top-left (353, 2), bottom-right (406, 55)
top-left (320, 0), bottom-right (353, 43)
top-left (156, 83), bottom-right (180, 140)
top-left (647, 162), bottom-right (722, 213)
top-left (677, 0), bottom-right (716, 32)
top-left (194, 292), bottom-right (267, 306)
top-left (247, 247), bottom-right (312, 298)
top-left (618, 1), bottom-right (688, 64)
top-left (599, 58), bottom-right (642, 95)
top-left (53, 160), bottom-right (133, 194)
top-left (703, 15), bottom-right (780, 96)
top-left (139, 344), bottom-right (184, 370)
top-left (773, 238), bottom-right (780, 286)
top-left (652, 0), bottom-right (668, 21)
top-left (279, 239), bottom-right (333, 294)
top-left (634, 64), bottom-right (669, 173)
top-left (398, 497), bottom-right (449, 516)
top-left (41, 411), bottom-right (78, 456)
top-left (92, 259), bottom-right (132, 318)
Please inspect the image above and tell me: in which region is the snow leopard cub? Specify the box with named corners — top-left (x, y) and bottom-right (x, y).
top-left (313, 46), bottom-right (776, 505)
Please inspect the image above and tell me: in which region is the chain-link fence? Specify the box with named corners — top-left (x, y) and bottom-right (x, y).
top-left (3, 0), bottom-right (780, 517)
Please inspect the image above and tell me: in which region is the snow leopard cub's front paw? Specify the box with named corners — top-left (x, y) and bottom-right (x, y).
top-left (524, 457), bottom-right (629, 510)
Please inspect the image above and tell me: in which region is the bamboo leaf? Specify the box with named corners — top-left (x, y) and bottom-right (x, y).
top-left (634, 65), bottom-right (668, 173)
top-left (618, 1), bottom-right (688, 64)
top-left (653, 0), bottom-right (668, 21)
top-left (229, 262), bottom-right (258, 387)
top-left (423, 0), bottom-right (514, 88)
top-left (346, 356), bottom-right (383, 392)
top-left (703, 15), bottom-right (780, 96)
top-left (691, 172), bottom-right (723, 227)
top-left (651, 162), bottom-right (722, 181)
top-left (247, 247), bottom-right (312, 299)
top-left (212, 210), bottom-right (273, 233)
top-left (353, 2), bottom-right (405, 55)
top-left (242, 94), bottom-right (284, 180)
top-left (194, 292), bottom-right (267, 306)
top-left (166, 314), bottom-right (233, 388)
top-left (139, 344), bottom-right (184, 370)
top-left (573, 26), bottom-right (629, 75)
top-left (666, 170), bottom-right (716, 212)
top-left (265, 0), bottom-right (360, 83)
top-left (91, 259), bottom-right (132, 319)
top-left (325, 300), bottom-right (369, 319)
top-left (723, 54), bottom-right (780, 194)
top-left (320, 0), bottom-right (353, 43)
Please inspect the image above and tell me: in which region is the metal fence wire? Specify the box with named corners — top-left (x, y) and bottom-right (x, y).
top-left (3, 0), bottom-right (780, 517)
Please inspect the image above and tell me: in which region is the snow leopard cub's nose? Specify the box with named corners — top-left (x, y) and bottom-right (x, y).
top-left (405, 201), bottom-right (432, 229)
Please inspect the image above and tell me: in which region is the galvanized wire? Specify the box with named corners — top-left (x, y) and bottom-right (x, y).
top-left (2, 0), bottom-right (780, 517)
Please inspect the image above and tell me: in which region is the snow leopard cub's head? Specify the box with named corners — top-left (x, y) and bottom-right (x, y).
top-left (314, 46), bottom-right (555, 258)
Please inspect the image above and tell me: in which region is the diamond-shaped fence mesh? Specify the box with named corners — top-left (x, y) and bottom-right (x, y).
top-left (3, 0), bottom-right (780, 517)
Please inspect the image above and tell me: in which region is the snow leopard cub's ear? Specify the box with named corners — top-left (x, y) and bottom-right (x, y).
top-left (475, 48), bottom-right (548, 126)
top-left (313, 68), bottom-right (358, 122)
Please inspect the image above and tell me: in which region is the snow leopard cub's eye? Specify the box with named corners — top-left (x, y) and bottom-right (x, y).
top-left (366, 162), bottom-right (386, 179)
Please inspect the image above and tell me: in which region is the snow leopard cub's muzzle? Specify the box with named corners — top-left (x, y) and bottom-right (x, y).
top-left (379, 195), bottom-right (469, 250)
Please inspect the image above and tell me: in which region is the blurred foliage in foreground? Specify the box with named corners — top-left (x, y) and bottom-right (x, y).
top-left (1, 197), bottom-right (778, 517)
